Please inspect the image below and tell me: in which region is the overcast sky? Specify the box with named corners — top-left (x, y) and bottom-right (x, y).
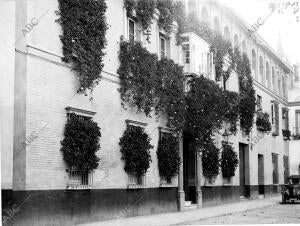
top-left (222, 0), bottom-right (300, 65)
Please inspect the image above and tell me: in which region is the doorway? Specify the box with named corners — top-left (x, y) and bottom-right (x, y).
top-left (183, 133), bottom-right (196, 204)
top-left (239, 143), bottom-right (250, 198)
top-left (258, 154), bottom-right (265, 196)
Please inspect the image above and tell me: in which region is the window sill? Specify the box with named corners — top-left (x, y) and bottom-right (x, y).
top-left (66, 185), bottom-right (92, 190)
top-left (159, 183), bottom-right (175, 188)
top-left (127, 184), bottom-right (146, 189)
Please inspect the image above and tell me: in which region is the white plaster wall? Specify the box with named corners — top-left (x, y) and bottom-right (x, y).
top-left (0, 0), bottom-right (15, 189)
top-left (24, 0), bottom-right (180, 190)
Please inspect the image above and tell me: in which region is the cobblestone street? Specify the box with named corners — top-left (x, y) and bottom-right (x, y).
top-left (181, 203), bottom-right (300, 225)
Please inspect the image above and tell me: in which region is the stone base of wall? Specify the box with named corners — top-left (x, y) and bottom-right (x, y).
top-left (245, 185), bottom-right (282, 199)
top-left (2, 188), bottom-right (178, 226)
top-left (201, 186), bottom-right (241, 207)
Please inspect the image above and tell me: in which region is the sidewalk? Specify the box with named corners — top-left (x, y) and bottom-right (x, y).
top-left (78, 196), bottom-right (281, 226)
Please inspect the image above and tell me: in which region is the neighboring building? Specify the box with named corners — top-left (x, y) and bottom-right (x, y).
top-left (1, 0), bottom-right (295, 225)
top-left (288, 75), bottom-right (300, 175)
top-left (182, 0), bottom-right (293, 208)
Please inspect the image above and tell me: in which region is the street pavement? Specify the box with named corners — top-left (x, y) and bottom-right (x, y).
top-left (180, 202), bottom-right (300, 225)
top-left (78, 196), bottom-right (292, 226)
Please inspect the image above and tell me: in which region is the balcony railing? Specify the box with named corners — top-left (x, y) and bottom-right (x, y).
top-left (66, 169), bottom-right (93, 190)
top-left (127, 173), bottom-right (146, 189)
top-left (160, 177), bottom-right (175, 188)
top-left (292, 127), bottom-right (300, 140)
top-left (282, 129), bottom-right (291, 140)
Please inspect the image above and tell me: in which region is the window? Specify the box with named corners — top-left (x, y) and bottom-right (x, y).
top-left (201, 7), bottom-right (209, 24)
top-left (224, 26), bottom-right (230, 40)
top-left (272, 102), bottom-right (279, 135)
top-left (257, 95), bottom-right (262, 112)
top-left (242, 41), bottom-right (246, 54)
top-left (159, 129), bottom-right (175, 187)
top-left (182, 43), bottom-right (190, 64)
top-left (272, 67), bottom-right (276, 92)
top-left (188, 0), bottom-right (196, 15)
top-left (271, 101), bottom-right (279, 136)
top-left (283, 156), bottom-right (289, 184)
top-left (282, 77), bottom-right (287, 99)
top-left (259, 56), bottom-right (264, 84)
top-left (266, 62), bottom-right (270, 88)
top-left (207, 52), bottom-right (214, 78)
top-left (67, 169), bottom-right (92, 190)
top-left (252, 50), bottom-right (256, 76)
top-left (272, 153), bottom-right (279, 184)
top-left (278, 72), bottom-right (281, 96)
top-left (65, 108), bottom-right (96, 190)
top-left (234, 34), bottom-right (239, 50)
top-left (213, 17), bottom-right (220, 34)
top-left (160, 35), bottom-right (166, 58)
top-left (295, 110), bottom-right (300, 135)
top-left (282, 108), bottom-right (289, 131)
top-left (128, 18), bottom-right (135, 42)
top-left (125, 120), bottom-right (147, 189)
top-left (128, 173), bottom-right (146, 189)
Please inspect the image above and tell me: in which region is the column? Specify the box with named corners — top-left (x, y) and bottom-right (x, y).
top-left (196, 152), bottom-right (203, 208)
top-left (178, 133), bottom-right (185, 211)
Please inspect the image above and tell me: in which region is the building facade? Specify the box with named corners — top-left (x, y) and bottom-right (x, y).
top-left (288, 64), bottom-right (300, 176)
top-left (1, 0), bottom-right (295, 225)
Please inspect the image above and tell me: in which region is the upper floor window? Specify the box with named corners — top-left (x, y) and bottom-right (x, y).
top-left (160, 35), bottom-right (166, 58)
top-left (234, 34), bottom-right (239, 50)
top-left (295, 110), bottom-right (300, 135)
top-left (213, 17), bottom-right (220, 34)
top-left (272, 67), bottom-right (276, 92)
top-left (283, 77), bottom-right (287, 99)
top-left (271, 101), bottom-right (279, 136)
top-left (282, 108), bottom-right (289, 131)
top-left (182, 43), bottom-right (190, 64)
top-left (128, 18), bottom-right (135, 42)
top-left (201, 7), bottom-right (209, 24)
top-left (224, 26), bottom-right (230, 40)
top-left (257, 95), bottom-right (262, 111)
top-left (188, 0), bottom-right (197, 16)
top-left (278, 73), bottom-right (281, 96)
top-left (272, 153), bottom-right (279, 184)
top-left (266, 62), bottom-right (270, 88)
top-left (259, 56), bottom-right (264, 85)
top-left (242, 41), bottom-right (246, 54)
top-left (252, 50), bottom-right (256, 75)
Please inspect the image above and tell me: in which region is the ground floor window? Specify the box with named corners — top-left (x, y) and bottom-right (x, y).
top-left (67, 169), bottom-right (93, 190)
top-left (272, 153), bottom-right (279, 184)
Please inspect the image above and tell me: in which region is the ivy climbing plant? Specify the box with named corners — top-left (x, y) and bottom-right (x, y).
top-left (202, 142), bottom-right (221, 180)
top-left (118, 0), bottom-right (257, 180)
top-left (119, 126), bottom-right (153, 177)
top-left (124, 0), bottom-right (156, 32)
top-left (221, 142), bottom-right (239, 178)
top-left (235, 51), bottom-right (256, 135)
top-left (157, 133), bottom-right (180, 181)
top-left (56, 0), bottom-right (108, 94)
top-left (117, 41), bottom-right (158, 116)
top-left (60, 113), bottom-right (101, 171)
top-left (156, 0), bottom-right (175, 35)
top-left (154, 58), bottom-right (186, 132)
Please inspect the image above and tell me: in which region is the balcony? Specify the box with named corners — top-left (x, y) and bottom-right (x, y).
top-left (282, 129), bottom-right (291, 140)
top-left (181, 32), bottom-right (213, 78)
top-left (292, 127), bottom-right (300, 140)
top-left (66, 169), bottom-right (93, 190)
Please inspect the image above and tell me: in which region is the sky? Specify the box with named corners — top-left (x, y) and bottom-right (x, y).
top-left (221, 0), bottom-right (300, 65)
